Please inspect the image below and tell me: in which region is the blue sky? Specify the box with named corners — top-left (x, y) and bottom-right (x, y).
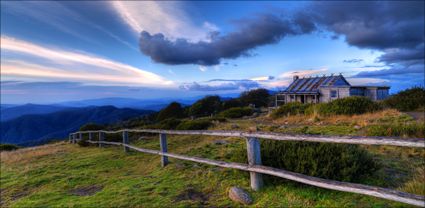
top-left (1, 1), bottom-right (423, 104)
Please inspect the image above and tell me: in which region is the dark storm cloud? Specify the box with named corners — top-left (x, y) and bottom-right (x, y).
top-left (139, 14), bottom-right (315, 66)
top-left (307, 1), bottom-right (424, 79)
top-left (308, 1), bottom-right (424, 50)
top-left (378, 44), bottom-right (424, 65)
top-left (139, 1), bottom-right (424, 72)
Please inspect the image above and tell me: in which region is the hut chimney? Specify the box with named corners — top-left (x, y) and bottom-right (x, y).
top-left (293, 75), bottom-right (299, 81)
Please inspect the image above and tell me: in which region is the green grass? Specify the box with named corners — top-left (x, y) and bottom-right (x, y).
top-left (1, 110), bottom-right (424, 207)
top-left (1, 133), bottom-right (423, 207)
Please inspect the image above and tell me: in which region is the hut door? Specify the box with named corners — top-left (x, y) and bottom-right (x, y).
top-left (301, 95), bottom-right (305, 103)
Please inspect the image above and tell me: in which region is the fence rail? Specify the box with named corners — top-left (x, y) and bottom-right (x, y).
top-left (69, 129), bottom-right (425, 207)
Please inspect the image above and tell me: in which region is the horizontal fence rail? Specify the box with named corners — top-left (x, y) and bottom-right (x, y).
top-left (76, 129), bottom-right (425, 148)
top-left (69, 129), bottom-right (425, 207)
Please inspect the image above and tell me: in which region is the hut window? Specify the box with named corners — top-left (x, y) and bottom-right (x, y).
top-left (331, 90), bottom-right (337, 98)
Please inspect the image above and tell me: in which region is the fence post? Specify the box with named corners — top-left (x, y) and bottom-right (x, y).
top-left (99, 132), bottom-right (104, 148)
top-left (246, 137), bottom-right (263, 191)
top-left (88, 132), bottom-right (92, 141)
top-left (159, 133), bottom-right (168, 167)
top-left (123, 131), bottom-right (129, 152)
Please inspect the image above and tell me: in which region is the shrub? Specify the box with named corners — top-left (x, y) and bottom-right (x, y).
top-left (383, 87), bottom-right (425, 111)
top-left (176, 120), bottom-right (213, 130)
top-left (219, 107), bottom-right (253, 118)
top-left (79, 123), bottom-right (104, 131)
top-left (189, 96), bottom-right (222, 117)
top-left (0, 144), bottom-right (19, 151)
top-left (146, 118), bottom-right (182, 130)
top-left (239, 88), bottom-right (270, 108)
top-left (156, 102), bottom-right (185, 121)
top-left (77, 137), bottom-right (90, 147)
top-left (234, 141), bottom-right (380, 182)
top-left (271, 102), bottom-right (310, 118)
top-left (222, 98), bottom-right (243, 110)
top-left (367, 123), bottom-right (425, 138)
top-left (317, 96), bottom-right (381, 116)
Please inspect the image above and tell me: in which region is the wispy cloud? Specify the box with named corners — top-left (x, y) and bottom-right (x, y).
top-left (278, 68), bottom-right (328, 79)
top-left (110, 1), bottom-right (211, 41)
top-left (2, 1), bottom-right (137, 50)
top-left (1, 36), bottom-right (173, 87)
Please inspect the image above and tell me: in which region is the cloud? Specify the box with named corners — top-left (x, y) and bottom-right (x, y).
top-left (110, 1), bottom-right (209, 42)
top-left (139, 14), bottom-right (315, 66)
top-left (353, 64), bottom-right (424, 78)
top-left (2, 1), bottom-right (137, 50)
top-left (250, 76), bottom-right (275, 81)
top-left (278, 68), bottom-right (328, 79)
top-left (1, 36), bottom-right (173, 87)
top-left (308, 1), bottom-right (424, 50)
top-left (198, 65), bottom-right (208, 72)
top-left (180, 79), bottom-right (260, 91)
top-left (343, 59), bottom-right (363, 63)
top-left (301, 1), bottom-right (424, 84)
top-left (378, 43), bottom-right (424, 65)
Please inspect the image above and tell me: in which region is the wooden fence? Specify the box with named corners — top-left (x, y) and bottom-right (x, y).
top-left (69, 129), bottom-right (425, 207)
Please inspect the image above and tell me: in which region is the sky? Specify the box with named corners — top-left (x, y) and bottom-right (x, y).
top-left (1, 1), bottom-right (424, 104)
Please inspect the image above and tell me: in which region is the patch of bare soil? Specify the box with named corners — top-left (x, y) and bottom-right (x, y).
top-left (173, 187), bottom-right (209, 205)
top-left (69, 185), bottom-right (103, 196)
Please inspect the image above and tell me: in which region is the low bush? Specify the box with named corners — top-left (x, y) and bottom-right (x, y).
top-left (176, 120), bottom-right (213, 130)
top-left (383, 87), bottom-right (425, 111)
top-left (77, 137), bottom-right (90, 147)
top-left (367, 123), bottom-right (425, 138)
top-left (79, 123), bottom-right (104, 131)
top-left (222, 99), bottom-right (243, 110)
top-left (271, 102), bottom-right (310, 118)
top-left (323, 96), bottom-right (381, 115)
top-left (218, 107), bottom-right (253, 118)
top-left (146, 118), bottom-right (182, 130)
top-left (156, 102), bottom-right (185, 121)
top-left (305, 96), bottom-right (382, 116)
top-left (0, 144), bottom-right (19, 151)
top-left (233, 141), bottom-right (380, 182)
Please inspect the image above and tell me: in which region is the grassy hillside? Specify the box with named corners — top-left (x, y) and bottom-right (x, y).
top-left (1, 109), bottom-right (424, 207)
top-left (0, 106), bottom-right (153, 146)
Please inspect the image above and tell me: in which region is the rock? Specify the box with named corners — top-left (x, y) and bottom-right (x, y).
top-left (354, 125), bottom-right (361, 130)
top-left (213, 140), bottom-right (228, 145)
top-left (231, 124), bottom-right (239, 129)
top-left (248, 126), bottom-right (259, 132)
top-left (228, 186), bottom-right (252, 205)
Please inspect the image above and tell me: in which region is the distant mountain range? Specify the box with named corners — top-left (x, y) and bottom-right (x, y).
top-left (0, 106), bottom-right (153, 146)
top-left (55, 97), bottom-right (198, 110)
top-left (1, 104), bottom-right (70, 121)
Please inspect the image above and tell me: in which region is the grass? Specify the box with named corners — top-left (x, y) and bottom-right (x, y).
top-left (1, 109), bottom-right (424, 207)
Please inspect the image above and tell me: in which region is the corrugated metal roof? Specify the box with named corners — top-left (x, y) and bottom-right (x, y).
top-left (283, 75), bottom-right (350, 93)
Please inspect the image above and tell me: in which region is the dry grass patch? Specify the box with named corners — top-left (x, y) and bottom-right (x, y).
top-left (0, 142), bottom-right (68, 165)
top-left (270, 109), bottom-right (404, 126)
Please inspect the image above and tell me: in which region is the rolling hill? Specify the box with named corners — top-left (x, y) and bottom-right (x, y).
top-left (0, 106), bottom-right (153, 146)
top-left (1, 104), bottom-right (69, 121)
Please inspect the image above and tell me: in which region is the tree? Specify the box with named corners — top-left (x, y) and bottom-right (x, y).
top-left (79, 123), bottom-right (104, 131)
top-left (222, 98), bottom-right (243, 110)
top-left (239, 88), bottom-right (270, 108)
top-left (189, 96), bottom-right (222, 117)
top-left (156, 102), bottom-right (185, 121)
